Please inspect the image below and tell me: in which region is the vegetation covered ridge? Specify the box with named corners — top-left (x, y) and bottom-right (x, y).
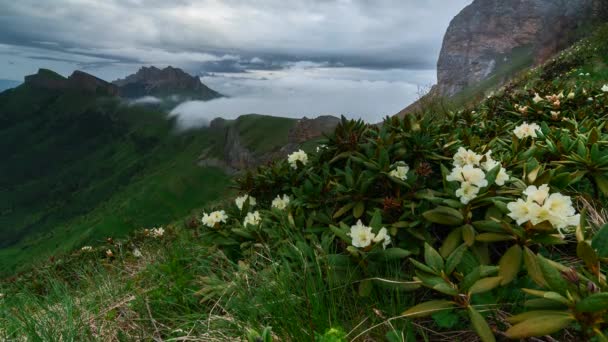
top-left (2, 25), bottom-right (608, 341)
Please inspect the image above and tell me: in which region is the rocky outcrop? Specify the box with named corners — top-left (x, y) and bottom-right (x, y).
top-left (24, 69), bottom-right (118, 96)
top-left (288, 116), bottom-right (340, 144)
top-left (436, 0), bottom-right (597, 97)
top-left (113, 66), bottom-right (222, 100)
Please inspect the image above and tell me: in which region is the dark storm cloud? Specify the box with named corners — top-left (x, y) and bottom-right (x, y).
top-left (0, 0), bottom-right (471, 78)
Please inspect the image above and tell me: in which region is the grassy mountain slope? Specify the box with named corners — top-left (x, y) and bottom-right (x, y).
top-left (2, 25), bottom-right (608, 341)
top-left (0, 83), bottom-right (297, 275)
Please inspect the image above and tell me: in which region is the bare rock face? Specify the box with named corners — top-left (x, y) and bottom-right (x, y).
top-left (436, 0), bottom-right (596, 97)
top-left (288, 116), bottom-right (340, 144)
top-left (113, 66), bottom-right (221, 100)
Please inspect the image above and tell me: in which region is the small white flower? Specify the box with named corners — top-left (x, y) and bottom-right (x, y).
top-left (243, 211), bottom-right (262, 227)
top-left (202, 210), bottom-right (228, 228)
top-left (235, 194), bottom-right (256, 210)
top-left (453, 147), bottom-right (482, 167)
top-left (133, 248), bottom-right (143, 258)
top-left (507, 199), bottom-right (536, 225)
top-left (602, 84), bottom-right (608, 93)
top-left (567, 91), bottom-right (575, 99)
top-left (151, 227), bottom-right (165, 238)
top-left (533, 93), bottom-right (543, 103)
top-left (287, 149), bottom-right (308, 169)
top-left (271, 194), bottom-right (290, 210)
top-left (373, 227), bottom-right (391, 249)
top-left (81, 246), bottom-right (93, 252)
top-left (349, 220), bottom-right (375, 248)
top-left (523, 184), bottom-right (550, 205)
top-left (513, 122), bottom-right (540, 139)
top-left (316, 144), bottom-right (327, 153)
top-left (106, 249), bottom-right (114, 258)
top-left (495, 168), bottom-right (510, 186)
top-left (455, 182), bottom-right (480, 204)
top-left (389, 164), bottom-right (409, 181)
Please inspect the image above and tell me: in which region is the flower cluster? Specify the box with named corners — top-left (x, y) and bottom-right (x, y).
top-left (243, 211), bottom-right (262, 227)
top-left (513, 122), bottom-right (540, 139)
top-left (389, 163), bottom-right (409, 181)
top-left (514, 104), bottom-right (528, 114)
top-left (287, 149), bottom-right (308, 169)
top-left (446, 148), bottom-right (509, 204)
top-left (151, 227), bottom-right (165, 238)
top-left (348, 220), bottom-right (391, 249)
top-left (271, 194), bottom-right (290, 210)
top-left (201, 210), bottom-right (228, 228)
top-left (81, 246), bottom-right (93, 252)
top-left (507, 185), bottom-right (580, 236)
top-left (235, 194), bottom-right (256, 210)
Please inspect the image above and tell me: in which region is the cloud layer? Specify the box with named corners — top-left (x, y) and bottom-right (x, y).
top-left (0, 0), bottom-right (471, 79)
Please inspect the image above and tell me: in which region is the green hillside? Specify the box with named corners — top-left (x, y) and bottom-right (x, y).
top-left (0, 83), bottom-right (297, 275)
top-left (1, 25), bottom-right (608, 342)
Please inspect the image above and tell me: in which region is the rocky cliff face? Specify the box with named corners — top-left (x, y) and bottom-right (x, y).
top-left (436, 0), bottom-right (597, 97)
top-left (113, 66), bottom-right (221, 100)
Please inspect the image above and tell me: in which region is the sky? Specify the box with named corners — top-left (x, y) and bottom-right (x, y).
top-left (0, 0), bottom-right (472, 122)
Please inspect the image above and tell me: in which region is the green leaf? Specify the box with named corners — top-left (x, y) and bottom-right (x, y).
top-left (462, 224), bottom-right (476, 246)
top-left (445, 243), bottom-right (468, 275)
top-left (329, 225), bottom-right (352, 245)
top-left (592, 224), bottom-right (608, 258)
top-left (468, 276), bottom-right (503, 295)
top-left (353, 201), bottom-right (365, 219)
top-left (402, 300), bottom-right (455, 318)
top-left (498, 245), bottom-right (522, 285)
top-left (523, 247), bottom-right (546, 287)
top-left (475, 233), bottom-right (515, 242)
top-left (410, 258), bottom-right (437, 275)
top-left (369, 209), bottom-right (383, 229)
top-left (424, 243), bottom-right (445, 273)
top-left (505, 312), bottom-right (574, 338)
top-left (577, 241), bottom-right (599, 275)
top-left (537, 255), bottom-right (569, 295)
top-left (358, 279), bottom-right (373, 297)
top-left (439, 227), bottom-right (463, 258)
top-left (422, 206), bottom-right (464, 226)
top-left (575, 293), bottom-right (608, 313)
top-left (472, 220), bottom-right (505, 233)
top-left (431, 310), bottom-right (459, 329)
top-left (376, 248), bottom-right (413, 260)
top-left (467, 306), bottom-right (496, 342)
top-left (333, 203), bottom-right (354, 219)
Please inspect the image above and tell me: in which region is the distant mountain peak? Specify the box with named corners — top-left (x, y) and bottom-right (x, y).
top-left (23, 69), bottom-right (118, 96)
top-left (112, 66), bottom-right (222, 100)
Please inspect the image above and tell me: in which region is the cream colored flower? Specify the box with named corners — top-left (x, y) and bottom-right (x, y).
top-left (567, 91), bottom-right (575, 99)
top-left (133, 248), bottom-right (143, 258)
top-left (389, 164), bottom-right (409, 181)
top-left (513, 122), bottom-right (540, 139)
top-left (106, 249), bottom-right (114, 258)
top-left (287, 149), bottom-right (309, 169)
top-left (455, 182), bottom-right (480, 204)
top-left (453, 147), bottom-right (482, 167)
top-left (151, 227), bottom-right (165, 238)
top-left (533, 93), bottom-right (543, 103)
top-left (507, 199), bottom-right (536, 225)
top-left (235, 194), bottom-right (256, 210)
top-left (271, 194), bottom-right (291, 210)
top-left (349, 220), bottom-right (375, 248)
top-left (373, 227), bottom-right (391, 249)
top-left (81, 246), bottom-right (93, 252)
top-left (523, 184), bottom-right (550, 205)
top-left (601, 84), bottom-right (608, 92)
top-left (495, 168), bottom-right (510, 186)
top-left (243, 211), bottom-right (262, 227)
top-left (202, 210), bottom-right (228, 228)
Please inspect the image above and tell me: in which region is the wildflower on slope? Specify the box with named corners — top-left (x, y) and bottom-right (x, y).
top-left (202, 210), bottom-right (228, 228)
top-left (389, 163), bottom-right (409, 181)
top-left (271, 194), bottom-right (290, 210)
top-left (316, 144), bottom-right (327, 153)
top-left (455, 182), bottom-right (481, 204)
top-left (480, 151), bottom-right (509, 186)
top-left (513, 122), bottom-right (540, 139)
top-left (602, 84), bottom-right (608, 93)
top-left (235, 194), bottom-right (256, 210)
top-left (533, 93), bottom-right (543, 103)
top-left (243, 211), bottom-right (262, 227)
top-left (453, 147), bottom-right (482, 167)
top-left (373, 227), bottom-right (391, 249)
top-left (151, 227), bottom-right (165, 238)
top-left (507, 185), bottom-right (580, 236)
top-left (567, 91), bottom-right (575, 99)
top-left (133, 248), bottom-right (143, 258)
top-left (81, 246), bottom-right (93, 252)
top-left (348, 220), bottom-right (375, 248)
top-left (106, 249), bottom-right (114, 258)
top-left (447, 164), bottom-right (488, 188)
top-left (287, 149), bottom-right (308, 169)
